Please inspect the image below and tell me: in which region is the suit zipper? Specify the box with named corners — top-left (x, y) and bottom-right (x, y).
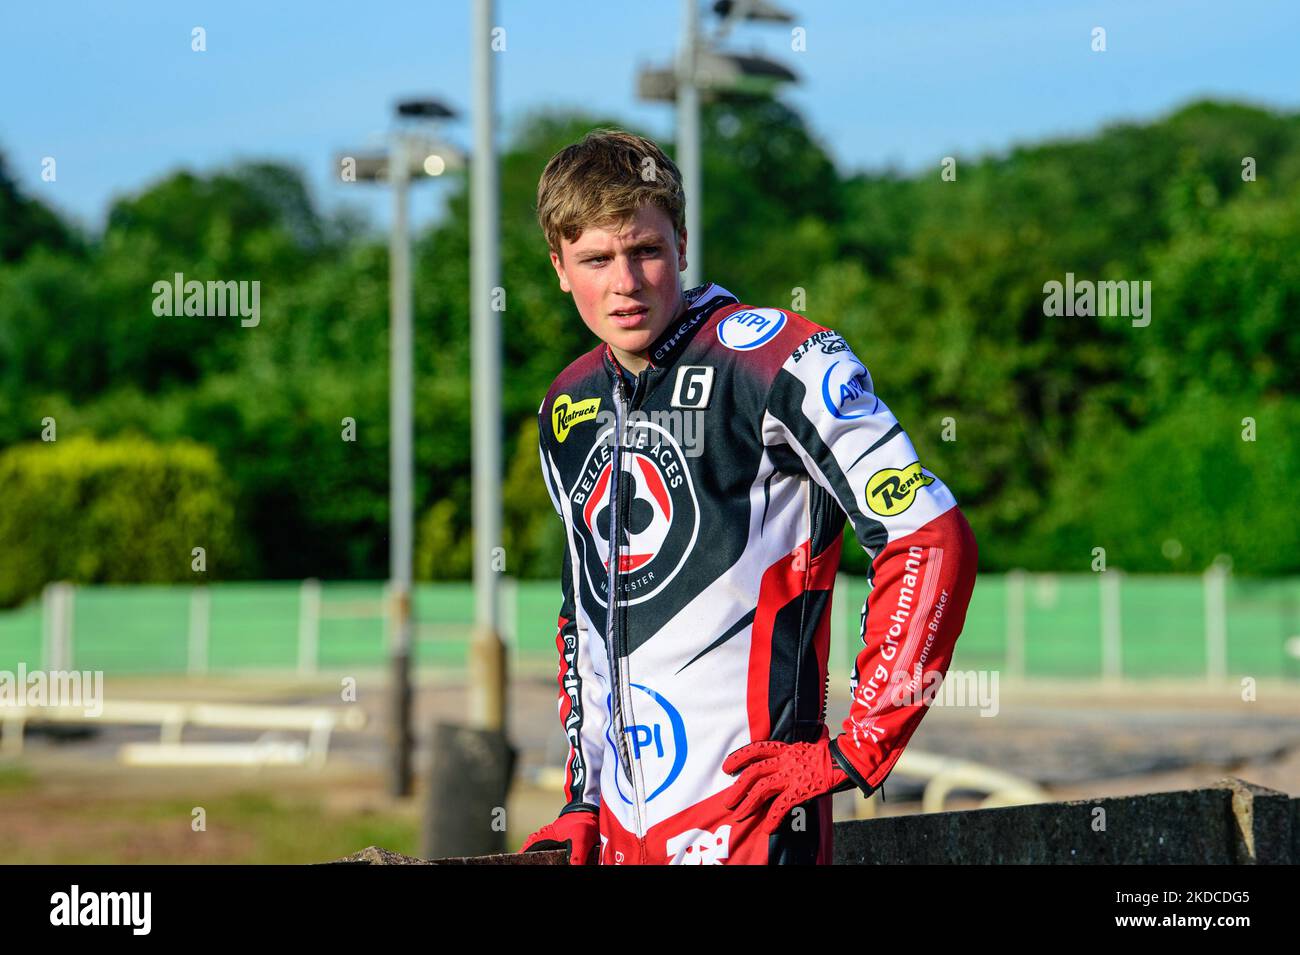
top-left (608, 369), bottom-right (647, 845)
top-left (808, 481), bottom-right (828, 729)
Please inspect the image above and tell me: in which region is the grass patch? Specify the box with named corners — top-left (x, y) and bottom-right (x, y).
top-left (121, 790), bottom-right (422, 863)
top-left (0, 782), bottom-right (421, 863)
top-left (0, 763), bottom-right (36, 792)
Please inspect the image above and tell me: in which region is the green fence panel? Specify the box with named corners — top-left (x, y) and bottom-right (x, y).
top-left (1227, 576), bottom-right (1300, 677)
top-left (71, 585), bottom-right (189, 674)
top-left (1, 574), bottom-right (1297, 679)
top-left (1021, 575), bottom-right (1104, 677)
top-left (317, 581), bottom-right (387, 670)
top-left (208, 583), bottom-right (299, 671)
top-left (950, 574), bottom-right (1005, 669)
top-left (1119, 575), bottom-right (1207, 678)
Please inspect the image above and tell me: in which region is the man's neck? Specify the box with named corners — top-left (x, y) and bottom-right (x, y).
top-left (609, 345), bottom-right (649, 377)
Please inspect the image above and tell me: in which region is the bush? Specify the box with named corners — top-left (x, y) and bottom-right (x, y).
top-left (0, 435), bottom-right (237, 606)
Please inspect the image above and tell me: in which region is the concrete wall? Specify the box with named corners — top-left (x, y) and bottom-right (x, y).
top-left (329, 777), bottom-right (1297, 865)
top-left (833, 777), bottom-right (1297, 865)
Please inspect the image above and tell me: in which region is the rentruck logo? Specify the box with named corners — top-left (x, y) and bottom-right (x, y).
top-left (866, 462), bottom-right (934, 516)
top-left (551, 394), bottom-right (601, 443)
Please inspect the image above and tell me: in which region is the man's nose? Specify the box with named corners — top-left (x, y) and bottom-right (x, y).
top-left (610, 254), bottom-right (640, 294)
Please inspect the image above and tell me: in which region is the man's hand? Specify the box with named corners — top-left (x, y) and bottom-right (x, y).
top-left (520, 807), bottom-right (600, 865)
top-left (721, 740), bottom-right (848, 836)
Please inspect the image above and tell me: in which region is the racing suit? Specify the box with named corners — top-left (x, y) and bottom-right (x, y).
top-left (536, 282), bottom-right (978, 864)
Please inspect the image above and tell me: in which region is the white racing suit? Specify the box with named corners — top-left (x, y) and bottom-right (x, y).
top-left (537, 282), bottom-right (978, 864)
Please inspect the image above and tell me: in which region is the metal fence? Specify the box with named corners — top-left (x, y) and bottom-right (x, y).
top-left (2, 571), bottom-right (1299, 680)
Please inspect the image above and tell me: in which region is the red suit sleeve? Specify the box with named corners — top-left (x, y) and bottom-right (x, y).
top-left (828, 506), bottom-right (977, 794)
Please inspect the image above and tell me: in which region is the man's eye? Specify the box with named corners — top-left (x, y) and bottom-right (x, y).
top-left (583, 247), bottom-right (657, 265)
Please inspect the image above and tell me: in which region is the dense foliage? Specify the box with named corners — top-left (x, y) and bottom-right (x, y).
top-left (1, 98), bottom-right (1296, 604)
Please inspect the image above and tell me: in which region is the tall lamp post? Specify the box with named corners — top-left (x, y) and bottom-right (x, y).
top-left (335, 99), bottom-right (464, 798)
top-left (469, 0), bottom-right (506, 738)
top-left (639, 0), bottom-right (798, 289)
top-left (419, 0), bottom-right (512, 859)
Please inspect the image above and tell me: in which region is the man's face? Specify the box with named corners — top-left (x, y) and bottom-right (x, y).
top-left (550, 203), bottom-right (689, 363)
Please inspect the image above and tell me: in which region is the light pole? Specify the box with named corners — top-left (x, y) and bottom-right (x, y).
top-left (335, 101), bottom-right (463, 798)
top-left (678, 0), bottom-right (701, 289)
top-left (420, 0), bottom-right (512, 860)
top-left (469, 0), bottom-right (506, 736)
top-left (387, 127), bottom-right (415, 801)
top-left (639, 0), bottom-right (798, 288)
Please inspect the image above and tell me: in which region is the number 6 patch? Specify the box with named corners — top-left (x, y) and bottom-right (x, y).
top-left (671, 365), bottom-right (714, 409)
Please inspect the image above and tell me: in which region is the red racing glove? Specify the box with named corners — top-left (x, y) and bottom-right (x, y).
top-left (519, 806), bottom-right (600, 865)
top-left (721, 740), bottom-right (849, 836)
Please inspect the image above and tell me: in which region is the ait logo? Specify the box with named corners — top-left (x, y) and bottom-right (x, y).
top-left (667, 824), bottom-right (731, 864)
top-left (569, 420), bottom-right (699, 607)
top-left (606, 683), bottom-right (688, 805)
top-left (820, 357), bottom-right (878, 420)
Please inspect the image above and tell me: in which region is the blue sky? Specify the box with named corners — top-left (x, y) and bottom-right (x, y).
top-left (2, 0), bottom-right (1296, 233)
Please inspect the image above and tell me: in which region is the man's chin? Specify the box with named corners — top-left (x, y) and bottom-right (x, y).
top-left (605, 327), bottom-right (658, 353)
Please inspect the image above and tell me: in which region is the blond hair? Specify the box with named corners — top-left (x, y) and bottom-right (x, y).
top-left (536, 127), bottom-right (685, 261)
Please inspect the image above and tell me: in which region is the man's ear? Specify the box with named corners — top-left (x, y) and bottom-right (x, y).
top-left (676, 228), bottom-right (688, 273)
top-left (550, 249), bottom-right (572, 294)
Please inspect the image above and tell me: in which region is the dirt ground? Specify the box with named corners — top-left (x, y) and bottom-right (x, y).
top-left (3, 671), bottom-right (1298, 861)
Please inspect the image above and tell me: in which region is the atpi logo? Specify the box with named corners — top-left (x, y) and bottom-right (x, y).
top-left (716, 308), bottom-right (786, 351)
top-left (552, 393), bottom-right (601, 443)
top-left (821, 357), bottom-right (877, 420)
top-left (606, 684), bottom-right (688, 804)
top-left (866, 462), bottom-right (935, 516)
top-left (569, 419), bottom-right (699, 607)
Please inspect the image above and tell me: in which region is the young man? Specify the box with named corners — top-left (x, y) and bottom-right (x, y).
top-left (521, 128), bottom-right (977, 865)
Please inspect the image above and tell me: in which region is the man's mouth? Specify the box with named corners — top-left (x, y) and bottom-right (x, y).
top-left (609, 305), bottom-right (650, 328)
